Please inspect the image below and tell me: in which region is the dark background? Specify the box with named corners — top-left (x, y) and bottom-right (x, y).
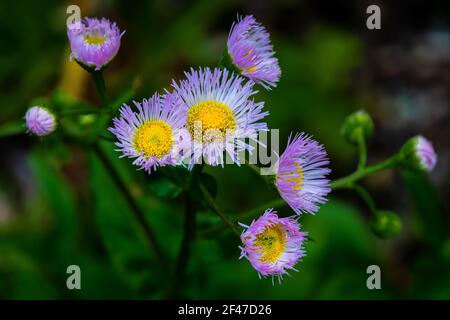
top-left (0, 0), bottom-right (449, 299)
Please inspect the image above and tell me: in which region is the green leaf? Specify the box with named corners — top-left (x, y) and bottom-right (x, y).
top-left (148, 176), bottom-right (183, 199)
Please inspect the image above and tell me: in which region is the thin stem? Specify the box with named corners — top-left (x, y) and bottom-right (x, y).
top-left (356, 129), bottom-right (367, 171)
top-left (91, 71), bottom-right (109, 109)
top-left (59, 106), bottom-right (111, 118)
top-left (0, 120), bottom-right (25, 138)
top-left (201, 154), bottom-right (402, 237)
top-left (199, 182), bottom-right (241, 237)
top-left (199, 198), bottom-right (286, 238)
top-left (93, 142), bottom-right (166, 266)
top-left (353, 184), bottom-right (377, 215)
top-left (331, 154), bottom-right (401, 190)
top-left (165, 192), bottom-right (196, 298)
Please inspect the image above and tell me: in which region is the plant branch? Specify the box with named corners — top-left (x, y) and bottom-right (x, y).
top-left (93, 142), bottom-right (166, 266)
top-left (356, 129), bottom-right (367, 171)
top-left (353, 184), bottom-right (377, 215)
top-left (199, 182), bottom-right (241, 237)
top-left (165, 192), bottom-right (196, 298)
top-left (91, 71), bottom-right (109, 109)
top-left (331, 154), bottom-right (400, 190)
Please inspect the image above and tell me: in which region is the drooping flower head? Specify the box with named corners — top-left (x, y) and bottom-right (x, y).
top-left (227, 15), bottom-right (281, 89)
top-left (109, 93), bottom-right (186, 173)
top-left (171, 67), bottom-right (268, 167)
top-left (275, 133), bottom-right (331, 215)
top-left (25, 106), bottom-right (57, 136)
top-left (67, 17), bottom-right (124, 71)
top-left (400, 135), bottom-right (437, 172)
top-left (239, 209), bottom-right (306, 282)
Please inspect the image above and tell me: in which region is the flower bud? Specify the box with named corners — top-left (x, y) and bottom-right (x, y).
top-left (371, 210), bottom-right (402, 238)
top-left (67, 17), bottom-right (124, 71)
top-left (341, 110), bottom-right (374, 144)
top-left (400, 135), bottom-right (437, 172)
top-left (25, 106), bottom-right (57, 136)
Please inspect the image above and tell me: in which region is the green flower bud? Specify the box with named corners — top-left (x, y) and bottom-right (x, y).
top-left (341, 110), bottom-right (374, 144)
top-left (371, 210), bottom-right (402, 238)
top-left (399, 135), bottom-right (437, 172)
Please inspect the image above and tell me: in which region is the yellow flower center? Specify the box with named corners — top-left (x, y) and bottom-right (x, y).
top-left (187, 100), bottom-right (236, 143)
top-left (84, 34), bottom-right (107, 45)
top-left (133, 120), bottom-right (173, 158)
top-left (254, 224), bottom-right (287, 264)
top-left (242, 49), bottom-right (257, 73)
top-left (280, 162), bottom-right (305, 191)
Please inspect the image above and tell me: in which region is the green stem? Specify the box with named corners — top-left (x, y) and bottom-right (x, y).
top-left (59, 107), bottom-right (111, 118)
top-left (353, 184), bottom-right (377, 215)
top-left (0, 120), bottom-right (25, 138)
top-left (165, 192), bottom-right (196, 298)
top-left (331, 154), bottom-right (401, 190)
top-left (356, 129), bottom-right (367, 171)
top-left (199, 182), bottom-right (241, 237)
top-left (91, 71), bottom-right (109, 109)
top-left (93, 142), bottom-right (166, 266)
top-left (199, 198), bottom-right (287, 238)
top-left (201, 154), bottom-right (402, 237)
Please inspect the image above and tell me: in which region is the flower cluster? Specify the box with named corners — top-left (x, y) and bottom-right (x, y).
top-left (23, 13), bottom-right (437, 285)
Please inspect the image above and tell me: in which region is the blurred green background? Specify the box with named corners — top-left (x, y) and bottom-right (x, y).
top-left (0, 0), bottom-right (449, 299)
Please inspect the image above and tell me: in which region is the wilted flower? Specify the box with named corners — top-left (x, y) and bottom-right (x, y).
top-left (171, 67), bottom-right (268, 167)
top-left (25, 106), bottom-right (57, 136)
top-left (239, 209), bottom-right (306, 283)
top-left (109, 93), bottom-right (186, 173)
top-left (67, 17), bottom-right (124, 71)
top-left (400, 135), bottom-right (437, 172)
top-left (227, 15), bottom-right (281, 89)
top-left (275, 133), bottom-right (331, 215)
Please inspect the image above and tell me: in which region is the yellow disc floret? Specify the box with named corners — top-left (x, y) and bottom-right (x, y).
top-left (133, 120), bottom-right (173, 158)
top-left (280, 162), bottom-right (305, 191)
top-left (187, 100), bottom-right (236, 143)
top-left (84, 34), bottom-right (107, 45)
top-left (254, 224), bottom-right (287, 264)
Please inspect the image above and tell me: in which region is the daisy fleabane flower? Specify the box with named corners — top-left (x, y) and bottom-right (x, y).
top-left (227, 15), bottom-right (281, 89)
top-left (25, 106), bottom-right (57, 136)
top-left (400, 135), bottom-right (437, 172)
top-left (171, 67), bottom-right (268, 167)
top-left (109, 93), bottom-right (186, 174)
top-left (239, 209), bottom-right (306, 283)
top-left (67, 17), bottom-right (124, 71)
top-left (275, 133), bottom-right (331, 215)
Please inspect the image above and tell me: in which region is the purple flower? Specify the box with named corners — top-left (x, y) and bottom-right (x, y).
top-left (67, 17), bottom-right (124, 71)
top-left (275, 133), bottom-right (331, 215)
top-left (227, 15), bottom-right (281, 89)
top-left (171, 67), bottom-right (268, 167)
top-left (416, 136), bottom-right (437, 171)
top-left (239, 209), bottom-right (306, 283)
top-left (400, 135), bottom-right (437, 172)
top-left (109, 93), bottom-right (187, 174)
top-left (25, 106), bottom-right (57, 136)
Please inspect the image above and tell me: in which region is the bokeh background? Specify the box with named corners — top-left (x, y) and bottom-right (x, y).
top-left (0, 0), bottom-right (449, 299)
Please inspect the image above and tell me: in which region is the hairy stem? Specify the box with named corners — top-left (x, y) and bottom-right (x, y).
top-left (93, 142), bottom-right (166, 265)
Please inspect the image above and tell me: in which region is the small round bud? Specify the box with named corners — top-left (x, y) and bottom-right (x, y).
top-left (25, 106), bottom-right (57, 136)
top-left (400, 135), bottom-right (437, 172)
top-left (371, 210), bottom-right (402, 238)
top-left (341, 110), bottom-right (374, 144)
